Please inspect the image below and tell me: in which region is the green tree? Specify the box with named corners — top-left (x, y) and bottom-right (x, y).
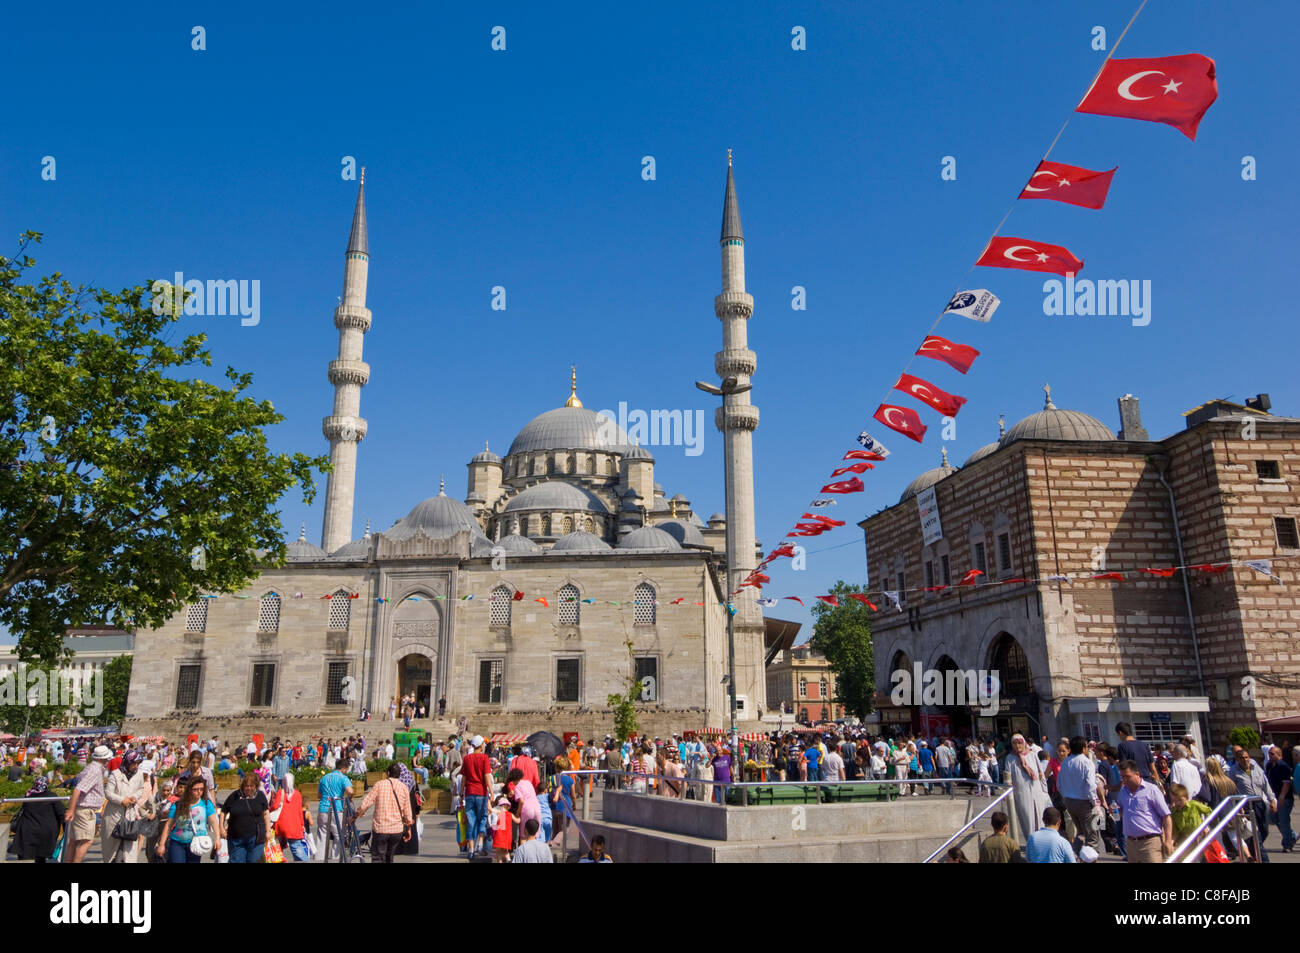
top-left (0, 234), bottom-right (328, 663)
top-left (85, 654), bottom-right (132, 725)
top-left (809, 579), bottom-right (875, 720)
top-left (0, 663), bottom-right (67, 735)
top-left (605, 634), bottom-right (640, 743)
top-left (1227, 725), bottom-right (1259, 752)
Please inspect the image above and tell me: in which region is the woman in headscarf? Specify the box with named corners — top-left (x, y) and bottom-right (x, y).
top-left (394, 762), bottom-right (423, 856)
top-left (13, 773), bottom-right (65, 863)
top-left (1004, 734), bottom-right (1052, 844)
top-left (270, 772), bottom-right (310, 861)
top-left (102, 749), bottom-right (147, 863)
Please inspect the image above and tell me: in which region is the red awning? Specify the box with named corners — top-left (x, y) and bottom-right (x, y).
top-left (1260, 714), bottom-right (1300, 733)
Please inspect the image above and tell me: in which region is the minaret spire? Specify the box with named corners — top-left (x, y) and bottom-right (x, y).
top-left (321, 173), bottom-right (374, 553)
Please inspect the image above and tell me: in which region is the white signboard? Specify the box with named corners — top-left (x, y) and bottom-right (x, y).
top-left (916, 485), bottom-right (943, 545)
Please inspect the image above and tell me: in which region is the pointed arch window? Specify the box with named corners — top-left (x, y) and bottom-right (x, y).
top-left (558, 584), bottom-right (580, 625)
top-left (633, 583), bottom-right (656, 625)
top-left (490, 585), bottom-right (512, 627)
top-left (258, 592), bottom-right (281, 632)
top-left (327, 589), bottom-right (351, 631)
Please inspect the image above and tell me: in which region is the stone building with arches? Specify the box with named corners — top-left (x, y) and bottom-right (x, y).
top-left (860, 388), bottom-right (1300, 750)
top-left (124, 159), bottom-right (773, 738)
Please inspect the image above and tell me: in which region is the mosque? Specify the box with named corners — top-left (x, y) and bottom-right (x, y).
top-left (124, 159), bottom-right (788, 738)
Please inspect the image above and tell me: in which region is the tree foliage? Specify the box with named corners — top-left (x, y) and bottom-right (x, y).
top-left (0, 662), bottom-right (67, 735)
top-left (605, 634), bottom-right (640, 743)
top-left (86, 653), bottom-right (132, 725)
top-left (0, 233), bottom-right (329, 662)
top-left (808, 579), bottom-right (875, 719)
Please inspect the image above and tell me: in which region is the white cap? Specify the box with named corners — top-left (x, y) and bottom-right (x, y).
top-left (91, 745), bottom-right (113, 760)
top-left (1079, 846), bottom-right (1099, 863)
top-left (470, 735), bottom-right (484, 749)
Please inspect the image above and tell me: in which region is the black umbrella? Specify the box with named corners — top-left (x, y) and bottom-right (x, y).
top-left (526, 731), bottom-right (566, 760)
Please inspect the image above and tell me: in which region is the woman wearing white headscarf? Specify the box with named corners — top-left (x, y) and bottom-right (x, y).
top-left (102, 749), bottom-right (147, 863)
top-left (1004, 734), bottom-right (1052, 844)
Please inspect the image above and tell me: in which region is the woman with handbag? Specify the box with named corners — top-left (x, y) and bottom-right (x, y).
top-left (156, 776), bottom-right (221, 864)
top-left (221, 771), bottom-right (271, 862)
top-left (102, 750), bottom-right (147, 864)
top-left (143, 777), bottom-right (174, 863)
top-left (12, 774), bottom-right (65, 863)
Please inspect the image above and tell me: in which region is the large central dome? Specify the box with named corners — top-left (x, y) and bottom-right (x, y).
top-left (507, 406), bottom-right (631, 456)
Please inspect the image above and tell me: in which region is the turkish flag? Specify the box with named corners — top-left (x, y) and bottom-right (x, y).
top-left (843, 449), bottom-right (885, 461)
top-left (802, 514), bottom-right (845, 526)
top-left (794, 523), bottom-right (831, 533)
top-left (976, 236), bottom-right (1084, 276)
top-left (1140, 567), bottom-right (1177, 577)
top-left (1019, 160), bottom-right (1117, 209)
top-left (512, 590), bottom-right (524, 601)
top-left (786, 531), bottom-right (817, 537)
top-left (820, 476), bottom-right (865, 494)
top-left (893, 373), bottom-right (967, 417)
top-left (830, 461), bottom-right (874, 477)
top-left (1075, 54), bottom-right (1217, 140)
top-left (817, 595), bottom-right (840, 607)
top-left (784, 596), bottom-right (805, 606)
top-left (535, 597), bottom-right (549, 607)
top-left (958, 569), bottom-right (984, 587)
top-left (848, 593), bottom-right (878, 610)
top-left (769, 543), bottom-right (796, 559)
top-left (874, 404), bottom-right (927, 443)
top-left (746, 572), bottom-right (771, 585)
top-left (916, 336), bottom-right (979, 375)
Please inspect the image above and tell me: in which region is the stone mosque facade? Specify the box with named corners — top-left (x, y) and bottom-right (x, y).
top-left (125, 160), bottom-right (774, 738)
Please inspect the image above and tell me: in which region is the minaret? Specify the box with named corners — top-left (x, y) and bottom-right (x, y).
top-left (713, 152), bottom-right (763, 714)
top-left (321, 170), bottom-right (372, 553)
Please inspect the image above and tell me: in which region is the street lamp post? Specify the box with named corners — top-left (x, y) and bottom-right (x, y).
top-left (696, 376), bottom-right (752, 758)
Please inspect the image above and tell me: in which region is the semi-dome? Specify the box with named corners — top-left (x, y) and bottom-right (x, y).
top-left (330, 535), bottom-right (372, 561)
top-left (494, 533), bottom-right (542, 554)
top-left (388, 490), bottom-right (489, 541)
top-left (507, 406), bottom-right (630, 456)
top-left (656, 518), bottom-right (708, 548)
top-left (1000, 386), bottom-right (1116, 447)
top-left (618, 525), bottom-right (683, 552)
top-left (502, 482), bottom-right (610, 514)
top-left (899, 449), bottom-right (959, 503)
top-left (287, 524), bottom-right (328, 562)
top-left (550, 530), bottom-right (613, 552)
top-left (964, 443), bottom-right (999, 466)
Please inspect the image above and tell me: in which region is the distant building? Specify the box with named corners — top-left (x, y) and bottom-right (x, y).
top-left (0, 626), bottom-right (134, 727)
top-left (766, 643), bottom-right (845, 723)
top-left (858, 388), bottom-right (1299, 749)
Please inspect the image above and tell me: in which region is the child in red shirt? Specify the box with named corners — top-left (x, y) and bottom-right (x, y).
top-left (490, 793), bottom-right (517, 862)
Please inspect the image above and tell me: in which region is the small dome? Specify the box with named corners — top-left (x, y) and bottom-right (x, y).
top-left (287, 537), bottom-right (328, 562)
top-left (550, 530), bottom-right (613, 552)
top-left (1000, 386), bottom-right (1116, 447)
top-left (899, 449), bottom-right (958, 503)
top-left (507, 406), bottom-right (631, 456)
top-left (503, 482), bottom-right (610, 514)
top-left (618, 525), bottom-right (683, 552)
top-left (964, 443), bottom-right (999, 466)
top-left (388, 492), bottom-right (488, 541)
top-left (624, 444), bottom-right (654, 462)
top-left (670, 493), bottom-right (689, 503)
top-left (707, 512), bottom-right (726, 524)
top-left (653, 483), bottom-right (665, 494)
top-left (329, 536), bottom-right (372, 561)
top-left (650, 495), bottom-right (671, 513)
top-left (656, 519), bottom-right (708, 548)
top-left (494, 533), bottom-right (542, 554)
top-left (465, 491), bottom-right (485, 504)
top-left (470, 441), bottom-right (501, 465)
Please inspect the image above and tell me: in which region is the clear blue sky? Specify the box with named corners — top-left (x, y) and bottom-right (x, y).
top-left (2, 1), bottom-right (1293, 642)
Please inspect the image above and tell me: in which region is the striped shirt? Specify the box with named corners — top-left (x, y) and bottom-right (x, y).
top-left (359, 778), bottom-right (413, 835)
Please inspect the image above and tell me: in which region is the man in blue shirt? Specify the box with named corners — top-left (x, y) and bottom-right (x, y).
top-left (1056, 736), bottom-right (1102, 854)
top-left (1026, 807), bottom-right (1076, 863)
top-left (316, 767), bottom-right (355, 861)
top-left (804, 743), bottom-right (822, 782)
top-left (917, 742), bottom-right (935, 795)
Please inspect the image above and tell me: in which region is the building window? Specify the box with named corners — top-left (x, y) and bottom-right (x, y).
top-left (924, 561), bottom-right (935, 589)
top-left (997, 533), bottom-right (1013, 573)
top-left (490, 585), bottom-right (512, 627)
top-left (584, 516), bottom-right (594, 534)
top-left (1082, 721), bottom-right (1101, 742)
top-left (557, 584), bottom-right (580, 625)
top-left (1133, 721), bottom-right (1187, 744)
top-left (327, 590), bottom-right (350, 630)
top-left (820, 677), bottom-right (828, 700)
top-left (250, 663), bottom-right (276, 707)
top-left (325, 661), bottom-right (350, 705)
top-left (562, 515), bottom-right (574, 535)
top-left (555, 658), bottom-right (580, 703)
top-left (633, 583), bottom-right (656, 624)
top-left (175, 664), bottom-right (201, 708)
top-left (185, 602), bottom-right (207, 633)
top-left (478, 659), bottom-right (503, 705)
top-left (940, 554), bottom-right (951, 587)
top-left (974, 541), bottom-right (987, 576)
top-left (1276, 517), bottom-right (1299, 549)
top-left (634, 656), bottom-right (658, 701)
top-left (1256, 460), bottom-right (1281, 480)
top-left (799, 677), bottom-right (807, 698)
top-left (258, 592), bottom-right (281, 632)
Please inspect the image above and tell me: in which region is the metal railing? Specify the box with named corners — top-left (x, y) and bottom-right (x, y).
top-left (1165, 795), bottom-right (1264, 864)
top-left (922, 786), bottom-right (1014, 863)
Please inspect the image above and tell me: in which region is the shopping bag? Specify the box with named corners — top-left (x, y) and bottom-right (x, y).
top-left (1202, 839), bottom-right (1230, 863)
top-left (263, 837), bottom-right (285, 864)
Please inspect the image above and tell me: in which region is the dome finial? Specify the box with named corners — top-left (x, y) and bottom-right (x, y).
top-left (727, 147), bottom-right (732, 168)
top-left (564, 365), bottom-right (583, 408)
top-left (670, 499), bottom-right (678, 518)
top-left (439, 474), bottom-right (445, 495)
top-left (298, 521), bottom-right (306, 541)
top-left (941, 447), bottom-right (949, 467)
top-left (363, 519), bottom-right (371, 538)
top-left (998, 414), bottom-right (1006, 437)
top-left (1043, 382), bottom-right (1055, 410)
top-left (485, 439), bottom-right (490, 452)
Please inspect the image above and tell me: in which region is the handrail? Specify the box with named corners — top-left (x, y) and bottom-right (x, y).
top-left (1165, 794), bottom-right (1263, 864)
top-left (922, 787), bottom-right (1015, 863)
top-left (1, 796), bottom-right (72, 803)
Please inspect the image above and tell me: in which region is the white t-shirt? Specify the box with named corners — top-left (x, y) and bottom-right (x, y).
top-left (822, 752), bottom-right (845, 782)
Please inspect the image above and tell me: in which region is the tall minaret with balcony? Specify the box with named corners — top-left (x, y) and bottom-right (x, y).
top-left (714, 152), bottom-right (764, 715)
top-left (321, 171), bottom-right (372, 553)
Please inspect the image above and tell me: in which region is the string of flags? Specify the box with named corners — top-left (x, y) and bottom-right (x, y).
top-left (741, 14), bottom-right (1219, 598)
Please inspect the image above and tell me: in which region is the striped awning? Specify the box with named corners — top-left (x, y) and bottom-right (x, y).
top-left (489, 732), bottom-right (527, 745)
top-left (694, 729), bottom-right (769, 742)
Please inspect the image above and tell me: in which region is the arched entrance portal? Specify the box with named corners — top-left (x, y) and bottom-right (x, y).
top-left (396, 654), bottom-right (434, 714)
top-left (988, 633), bottom-right (1037, 739)
top-left (929, 655), bottom-right (974, 740)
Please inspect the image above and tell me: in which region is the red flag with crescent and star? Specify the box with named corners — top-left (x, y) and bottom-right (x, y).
top-left (893, 373), bottom-right (967, 417)
top-left (1075, 54), bottom-right (1217, 140)
top-left (915, 335), bottom-right (979, 374)
top-left (820, 476), bottom-right (865, 494)
top-left (873, 404), bottom-right (927, 443)
top-left (1018, 160), bottom-right (1117, 209)
top-left (817, 595), bottom-right (840, 607)
top-left (802, 514), bottom-right (845, 526)
top-left (843, 449), bottom-right (886, 461)
top-left (848, 594), bottom-right (878, 611)
top-left (829, 461), bottom-right (874, 477)
top-left (976, 237), bottom-right (1084, 276)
